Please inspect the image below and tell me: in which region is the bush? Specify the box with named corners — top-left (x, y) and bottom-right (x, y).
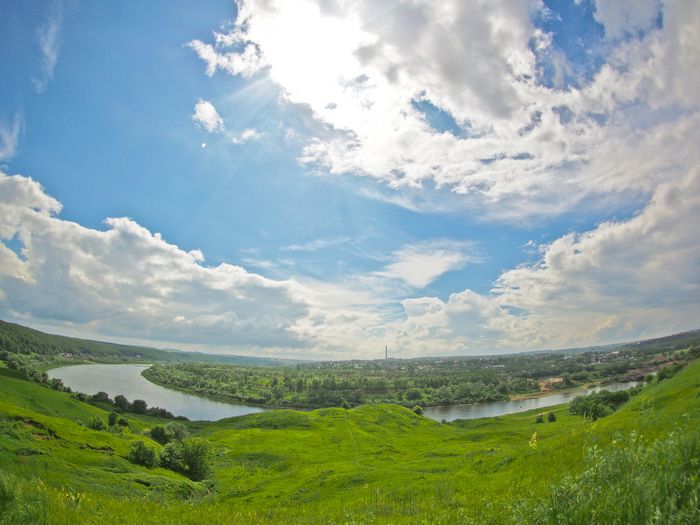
top-left (108, 412), bottom-right (118, 427)
top-left (150, 425), bottom-right (168, 444)
top-left (548, 412), bottom-right (556, 422)
top-left (165, 422), bottom-right (188, 442)
top-left (535, 414), bottom-right (544, 424)
top-left (179, 438), bottom-right (212, 481)
top-left (413, 405), bottom-right (424, 416)
top-left (149, 422), bottom-right (188, 444)
top-left (341, 400), bottom-right (350, 409)
top-left (86, 416), bottom-right (106, 431)
top-left (159, 442), bottom-right (182, 471)
top-left (127, 440), bottom-right (159, 468)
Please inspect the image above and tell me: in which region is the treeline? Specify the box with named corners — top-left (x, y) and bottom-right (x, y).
top-left (569, 384), bottom-right (646, 420)
top-left (143, 362), bottom-right (523, 409)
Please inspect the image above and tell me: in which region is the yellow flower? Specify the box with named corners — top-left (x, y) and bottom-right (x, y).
top-left (529, 432), bottom-right (538, 450)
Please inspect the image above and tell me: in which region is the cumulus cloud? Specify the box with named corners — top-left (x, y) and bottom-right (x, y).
top-left (385, 167), bottom-right (700, 355)
top-left (2, 168), bottom-right (699, 357)
top-left (32, 0), bottom-right (63, 93)
top-left (0, 172), bottom-right (360, 353)
top-left (192, 99), bottom-right (225, 132)
top-left (190, 0), bottom-right (700, 221)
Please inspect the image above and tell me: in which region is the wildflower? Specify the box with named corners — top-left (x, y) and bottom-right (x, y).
top-left (529, 432), bottom-right (537, 450)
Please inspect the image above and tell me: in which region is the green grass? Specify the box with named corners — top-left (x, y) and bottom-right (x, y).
top-left (0, 360), bottom-right (698, 524)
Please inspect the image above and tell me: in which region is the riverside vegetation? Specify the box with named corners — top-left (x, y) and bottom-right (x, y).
top-left (140, 333), bottom-right (700, 410)
top-left (0, 326), bottom-right (699, 523)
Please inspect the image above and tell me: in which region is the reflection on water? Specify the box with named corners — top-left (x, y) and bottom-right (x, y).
top-left (50, 364), bottom-right (639, 423)
top-left (48, 364), bottom-right (274, 421)
top-left (423, 381), bottom-right (640, 422)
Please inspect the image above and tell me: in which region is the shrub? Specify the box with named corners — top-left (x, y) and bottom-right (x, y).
top-left (159, 442), bottom-right (182, 471)
top-left (165, 422), bottom-right (188, 442)
top-left (108, 412), bottom-right (118, 427)
top-left (547, 412), bottom-right (556, 422)
top-left (86, 416), bottom-right (106, 431)
top-left (413, 405), bottom-right (424, 416)
top-left (127, 440), bottom-right (158, 468)
top-left (150, 425), bottom-right (168, 444)
top-left (535, 414), bottom-right (544, 424)
top-left (179, 438), bottom-right (212, 481)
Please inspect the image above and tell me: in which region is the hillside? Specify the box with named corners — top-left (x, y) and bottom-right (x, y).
top-left (1, 357), bottom-right (698, 523)
top-left (0, 319), bottom-right (304, 366)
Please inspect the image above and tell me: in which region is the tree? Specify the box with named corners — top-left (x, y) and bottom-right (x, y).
top-left (179, 438), bottom-right (212, 481)
top-left (413, 405), bottom-right (424, 416)
top-left (341, 400), bottom-right (351, 409)
top-left (535, 414), bottom-right (544, 424)
top-left (108, 412), bottom-right (119, 427)
top-left (114, 394), bottom-right (131, 411)
top-left (406, 387), bottom-right (423, 402)
top-left (644, 373), bottom-right (654, 383)
top-left (561, 373), bottom-right (573, 387)
top-left (548, 412), bottom-right (556, 422)
top-left (131, 399), bottom-right (148, 414)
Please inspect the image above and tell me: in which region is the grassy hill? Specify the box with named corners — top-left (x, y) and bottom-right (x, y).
top-left (1, 359), bottom-right (698, 523)
top-left (0, 319), bottom-right (305, 366)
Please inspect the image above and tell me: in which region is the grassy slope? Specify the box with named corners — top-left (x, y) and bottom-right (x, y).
top-left (0, 361), bottom-right (698, 524)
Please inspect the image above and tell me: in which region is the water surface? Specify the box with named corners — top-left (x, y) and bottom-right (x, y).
top-left (48, 364), bottom-right (273, 421)
top-left (423, 381), bottom-right (639, 421)
top-left (50, 364), bottom-right (639, 422)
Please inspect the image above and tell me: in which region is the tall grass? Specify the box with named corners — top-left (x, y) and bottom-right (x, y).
top-left (504, 425), bottom-right (700, 525)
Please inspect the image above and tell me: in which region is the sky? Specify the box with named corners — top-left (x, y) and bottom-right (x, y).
top-left (1, 0), bottom-right (699, 360)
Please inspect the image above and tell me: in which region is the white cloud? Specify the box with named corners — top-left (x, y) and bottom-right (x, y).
top-left (281, 236), bottom-right (354, 252)
top-left (0, 173), bottom-right (326, 351)
top-left (187, 37), bottom-right (268, 78)
top-left (231, 128), bottom-right (263, 143)
top-left (385, 166), bottom-right (700, 355)
top-left (2, 168), bottom-right (699, 358)
top-left (191, 0), bottom-right (700, 221)
top-left (0, 114), bottom-right (23, 163)
top-left (377, 241), bottom-right (478, 288)
top-left (32, 0), bottom-right (63, 93)
top-left (192, 99), bottom-right (225, 132)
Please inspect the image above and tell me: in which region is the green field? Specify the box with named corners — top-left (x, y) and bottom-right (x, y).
top-left (1, 359), bottom-right (699, 524)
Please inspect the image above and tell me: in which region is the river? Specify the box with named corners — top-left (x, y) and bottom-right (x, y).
top-left (48, 364), bottom-right (640, 422)
top-left (48, 364), bottom-right (275, 421)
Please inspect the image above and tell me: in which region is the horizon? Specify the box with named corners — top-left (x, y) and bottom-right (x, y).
top-left (1, 0), bottom-right (699, 360)
top-left (4, 317), bottom-right (697, 363)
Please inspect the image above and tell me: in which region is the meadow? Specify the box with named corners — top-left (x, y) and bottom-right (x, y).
top-left (1, 354), bottom-right (699, 524)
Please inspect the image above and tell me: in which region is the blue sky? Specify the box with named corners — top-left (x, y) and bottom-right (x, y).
top-left (1, 0), bottom-right (699, 359)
